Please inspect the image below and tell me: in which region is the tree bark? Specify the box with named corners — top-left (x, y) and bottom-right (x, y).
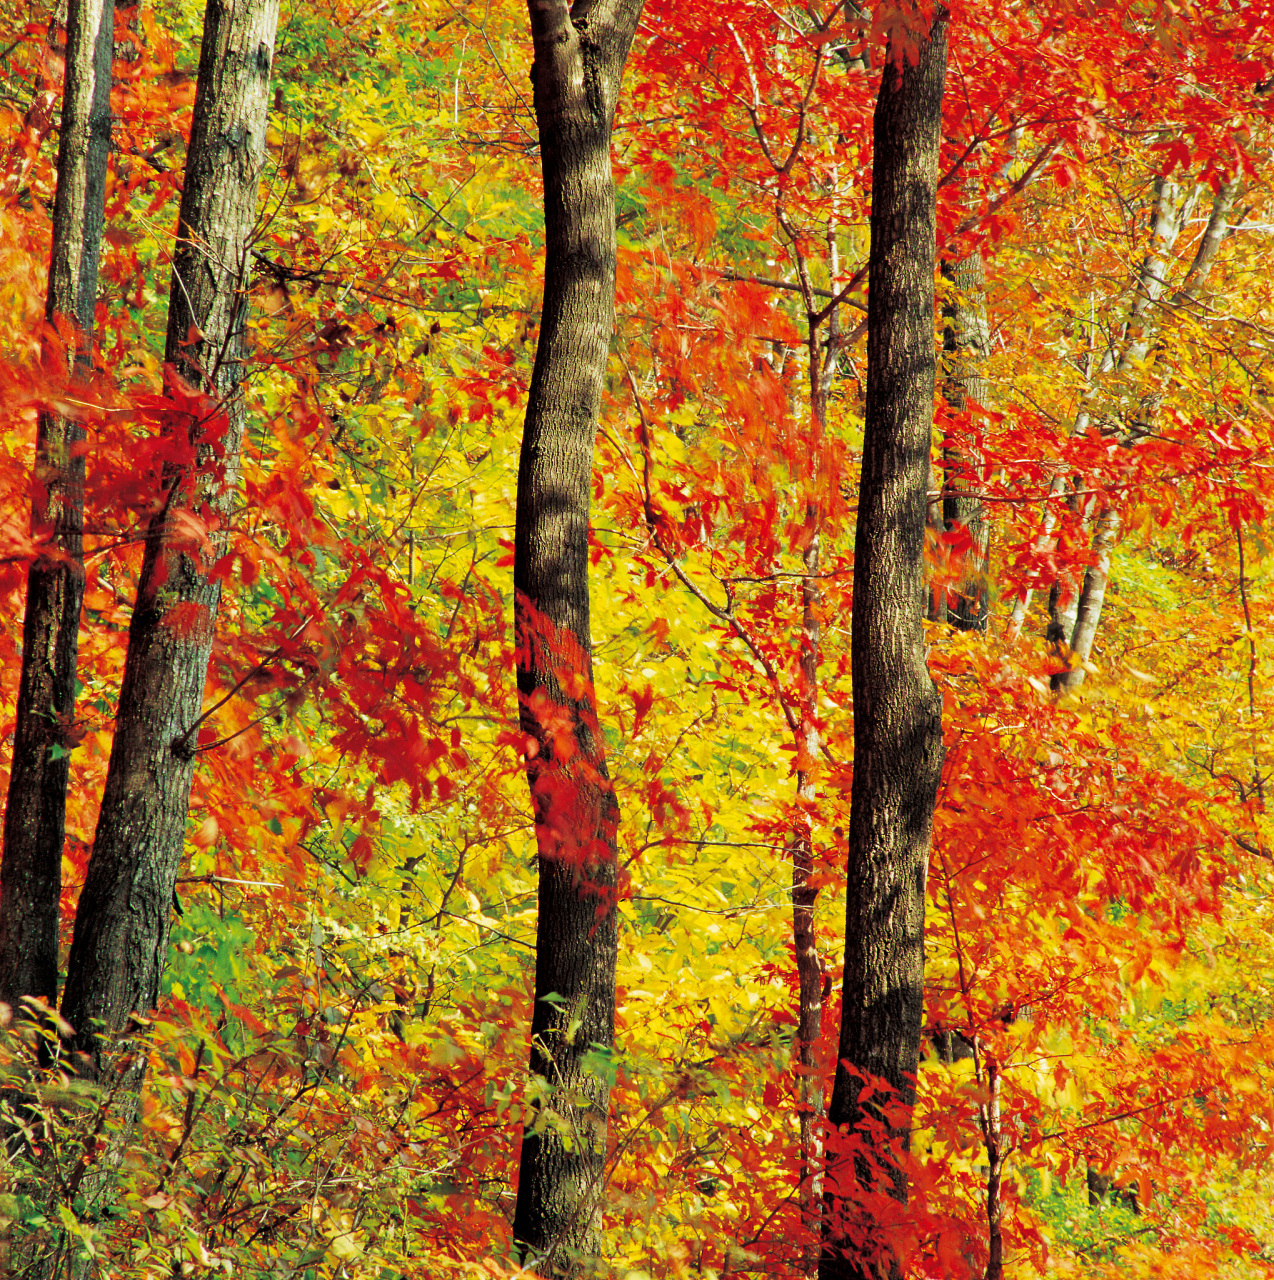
top-left (60, 0), bottom-right (278, 1078)
top-left (510, 0), bottom-right (642, 1273)
top-left (822, 12), bottom-right (947, 1280)
top-left (0, 0), bottom-right (114, 1011)
top-left (1010, 174), bottom-right (1205, 651)
top-left (939, 249), bottom-right (990, 632)
top-left (1057, 176), bottom-right (1237, 689)
top-left (793, 296), bottom-right (838, 1279)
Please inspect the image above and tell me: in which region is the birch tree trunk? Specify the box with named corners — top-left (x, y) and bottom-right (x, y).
top-left (510, 0), bottom-right (643, 1272)
top-left (821, 11), bottom-right (947, 1278)
top-left (60, 0), bottom-right (279, 1083)
top-left (0, 0), bottom-right (114, 1011)
top-left (1009, 174), bottom-right (1221, 650)
top-left (1057, 177), bottom-right (1237, 688)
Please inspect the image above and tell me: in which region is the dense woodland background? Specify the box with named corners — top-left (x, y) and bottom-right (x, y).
top-left (2, 0), bottom-right (1274, 1275)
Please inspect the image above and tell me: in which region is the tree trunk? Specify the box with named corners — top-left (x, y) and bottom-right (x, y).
top-left (793, 294), bottom-right (838, 1278)
top-left (0, 0), bottom-right (114, 1011)
top-left (980, 1057), bottom-right (1005, 1280)
top-left (940, 249), bottom-right (990, 632)
top-left (1056, 176), bottom-right (1237, 689)
top-left (793, 651), bottom-right (825, 1278)
top-left (1008, 179), bottom-right (1190, 643)
top-left (60, 0), bottom-right (278, 1081)
top-left (1013, 173), bottom-right (1203, 652)
top-left (510, 0), bottom-right (642, 1273)
top-left (822, 11), bottom-right (947, 1279)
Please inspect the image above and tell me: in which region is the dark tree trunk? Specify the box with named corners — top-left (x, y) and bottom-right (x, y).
top-left (822, 12), bottom-right (948, 1280)
top-left (0, 0), bottom-right (114, 1011)
top-left (510, 0), bottom-right (643, 1274)
top-left (60, 0), bottom-right (278, 1076)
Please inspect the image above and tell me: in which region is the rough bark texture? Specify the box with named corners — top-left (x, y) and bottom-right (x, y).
top-left (822, 14), bottom-right (947, 1280)
top-left (0, 0), bottom-right (114, 1011)
top-left (510, 0), bottom-right (642, 1272)
top-left (60, 0), bottom-right (278, 1075)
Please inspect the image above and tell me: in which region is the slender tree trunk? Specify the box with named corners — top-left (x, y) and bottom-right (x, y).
top-left (1008, 180), bottom-right (1186, 642)
top-left (60, 0), bottom-right (279, 1082)
top-left (1047, 177), bottom-right (1185, 677)
top-left (1057, 177), bottom-right (1237, 689)
top-left (793, 289), bottom-right (839, 1278)
top-left (0, 0), bottom-right (114, 1011)
top-left (1012, 174), bottom-right (1205, 651)
top-left (821, 12), bottom-right (947, 1280)
top-left (1059, 504), bottom-right (1116, 686)
top-left (980, 1057), bottom-right (1005, 1280)
top-left (793, 595), bottom-right (825, 1278)
top-left (940, 249), bottom-right (989, 632)
top-left (510, 0), bottom-right (642, 1273)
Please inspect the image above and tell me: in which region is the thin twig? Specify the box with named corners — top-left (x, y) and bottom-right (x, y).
top-left (173, 614), bottom-right (313, 754)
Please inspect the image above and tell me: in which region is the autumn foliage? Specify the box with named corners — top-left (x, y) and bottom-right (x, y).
top-left (1, 0), bottom-right (1274, 1275)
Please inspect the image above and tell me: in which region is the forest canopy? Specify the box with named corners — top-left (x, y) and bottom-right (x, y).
top-left (1, 0), bottom-right (1274, 1276)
